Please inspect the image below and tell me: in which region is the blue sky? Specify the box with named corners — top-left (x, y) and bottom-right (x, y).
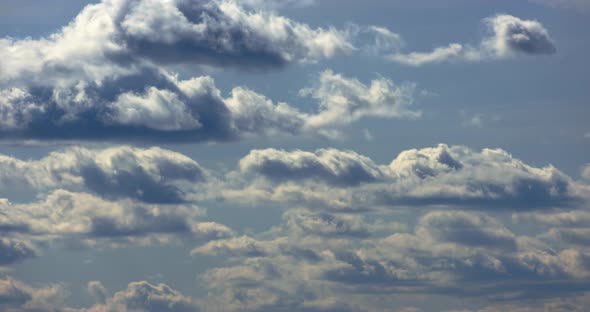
top-left (0, 1), bottom-right (589, 311)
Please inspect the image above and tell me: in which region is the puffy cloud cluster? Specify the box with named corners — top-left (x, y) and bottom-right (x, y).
top-left (0, 0), bottom-right (351, 81)
top-left (0, 67), bottom-right (415, 142)
top-left (0, 143), bottom-right (587, 310)
top-left (2, 0), bottom-right (405, 143)
top-left (389, 15), bottom-right (556, 66)
top-left (229, 144), bottom-right (582, 210)
top-left (189, 205), bottom-right (590, 311)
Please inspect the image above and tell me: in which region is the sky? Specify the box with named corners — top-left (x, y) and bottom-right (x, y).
top-left (0, 0), bottom-right (589, 311)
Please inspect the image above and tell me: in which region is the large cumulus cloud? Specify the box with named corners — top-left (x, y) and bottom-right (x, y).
top-left (2, 0), bottom-right (406, 143)
top-left (227, 144), bottom-right (584, 210)
top-left (389, 15), bottom-right (556, 66)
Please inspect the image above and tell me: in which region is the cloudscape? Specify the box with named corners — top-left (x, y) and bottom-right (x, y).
top-left (0, 1), bottom-right (589, 311)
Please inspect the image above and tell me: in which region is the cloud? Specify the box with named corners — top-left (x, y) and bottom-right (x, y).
top-left (1, 278), bottom-right (202, 312)
top-left (0, 238), bottom-right (36, 266)
top-left (582, 163), bottom-right (590, 181)
top-left (282, 209), bottom-right (371, 238)
top-left (0, 69), bottom-right (417, 143)
top-left (417, 211), bottom-right (517, 251)
top-left (87, 281), bottom-right (108, 305)
top-left (0, 277), bottom-right (67, 312)
top-left (88, 281), bottom-right (200, 312)
top-left (300, 70), bottom-right (420, 128)
top-left (238, 148), bottom-right (387, 186)
top-left (192, 205), bottom-right (590, 311)
top-left (389, 15), bottom-right (556, 66)
top-left (0, 190), bottom-right (233, 249)
top-left (226, 144), bottom-right (583, 210)
top-left (0, 146), bottom-right (206, 203)
top-left (0, 0), bottom-right (352, 80)
top-left (0, 0), bottom-right (362, 143)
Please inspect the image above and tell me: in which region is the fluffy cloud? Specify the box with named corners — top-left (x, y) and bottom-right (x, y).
top-left (192, 206), bottom-right (590, 311)
top-left (87, 281), bottom-right (200, 312)
top-left (238, 148), bottom-right (387, 186)
top-left (389, 15), bottom-right (556, 66)
top-left (0, 0), bottom-right (352, 81)
top-left (0, 0), bottom-right (372, 143)
top-left (227, 144), bottom-right (583, 210)
top-left (0, 68), bottom-right (416, 142)
top-left (0, 146), bottom-right (206, 203)
top-left (0, 277), bottom-right (67, 312)
top-left (0, 278), bottom-right (201, 312)
top-left (300, 70), bottom-right (420, 128)
top-left (0, 190), bottom-right (233, 249)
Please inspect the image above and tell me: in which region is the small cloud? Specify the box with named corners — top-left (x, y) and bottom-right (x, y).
top-left (363, 129), bottom-right (374, 141)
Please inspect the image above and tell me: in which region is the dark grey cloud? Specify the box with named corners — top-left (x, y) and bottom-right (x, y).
top-left (388, 14), bottom-right (556, 66)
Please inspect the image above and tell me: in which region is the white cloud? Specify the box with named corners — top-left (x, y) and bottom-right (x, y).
top-left (388, 15), bottom-right (556, 66)
top-left (0, 0), bottom-right (361, 143)
top-left (301, 70), bottom-right (420, 128)
top-left (0, 190), bottom-right (233, 249)
top-left (226, 144), bottom-right (583, 210)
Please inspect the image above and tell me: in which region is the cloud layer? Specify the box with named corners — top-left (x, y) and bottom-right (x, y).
top-left (0, 143), bottom-right (588, 311)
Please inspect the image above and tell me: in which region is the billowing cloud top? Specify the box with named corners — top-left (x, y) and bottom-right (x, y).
top-left (0, 0), bottom-right (369, 144)
top-left (232, 144), bottom-right (582, 210)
